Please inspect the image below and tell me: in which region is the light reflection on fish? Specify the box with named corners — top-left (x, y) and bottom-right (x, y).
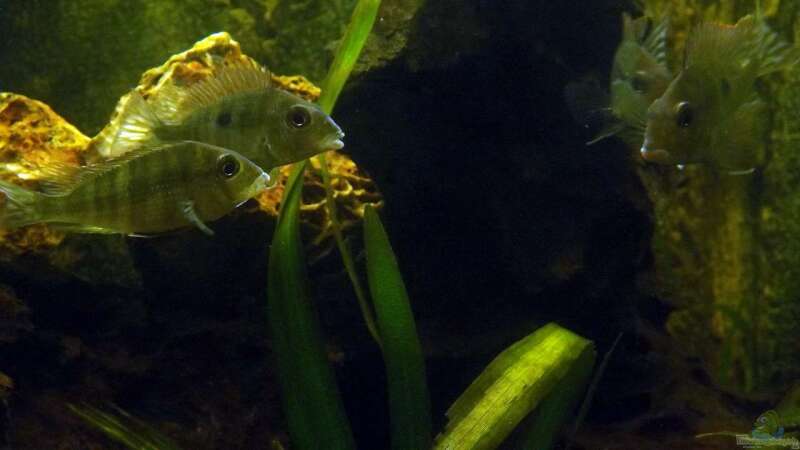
top-left (640, 15), bottom-right (796, 173)
top-left (0, 141), bottom-right (270, 236)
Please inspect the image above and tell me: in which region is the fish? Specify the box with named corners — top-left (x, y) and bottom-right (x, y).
top-left (752, 410), bottom-right (784, 438)
top-left (564, 13), bottom-right (671, 148)
top-left (0, 141), bottom-right (270, 236)
top-left (91, 64), bottom-right (344, 170)
top-left (640, 15), bottom-right (796, 172)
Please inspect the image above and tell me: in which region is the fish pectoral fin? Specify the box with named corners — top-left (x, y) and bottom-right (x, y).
top-left (179, 201), bottom-right (214, 236)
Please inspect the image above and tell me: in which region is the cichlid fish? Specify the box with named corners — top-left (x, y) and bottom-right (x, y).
top-left (93, 64), bottom-right (344, 170)
top-left (0, 141), bottom-right (270, 236)
top-left (640, 15), bottom-right (796, 172)
top-left (565, 13), bottom-right (671, 148)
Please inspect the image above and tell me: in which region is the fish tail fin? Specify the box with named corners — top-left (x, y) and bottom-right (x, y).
top-left (90, 91), bottom-right (164, 159)
top-left (0, 180), bottom-right (43, 229)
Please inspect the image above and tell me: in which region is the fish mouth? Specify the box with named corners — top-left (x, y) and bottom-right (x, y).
top-left (640, 146), bottom-right (674, 165)
top-left (324, 131), bottom-right (346, 150)
top-left (323, 116), bottom-right (346, 150)
top-left (247, 172), bottom-right (272, 198)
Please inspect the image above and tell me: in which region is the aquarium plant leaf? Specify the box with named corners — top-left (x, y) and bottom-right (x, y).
top-left (315, 0), bottom-right (384, 345)
top-left (69, 403), bottom-right (181, 450)
top-left (318, 0), bottom-right (381, 115)
top-left (564, 332), bottom-right (622, 450)
top-left (267, 161), bottom-right (356, 450)
top-left (508, 340), bottom-right (595, 450)
top-left (363, 205), bottom-right (431, 450)
top-left (433, 323), bottom-right (596, 450)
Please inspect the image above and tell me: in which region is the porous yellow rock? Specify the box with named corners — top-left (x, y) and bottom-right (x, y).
top-left (0, 94), bottom-right (87, 253)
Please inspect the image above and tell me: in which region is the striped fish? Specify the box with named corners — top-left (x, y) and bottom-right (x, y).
top-left (92, 65), bottom-right (345, 170)
top-left (0, 141), bottom-right (270, 236)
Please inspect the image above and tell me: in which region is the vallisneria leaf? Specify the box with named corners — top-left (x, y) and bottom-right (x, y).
top-left (318, 0), bottom-right (381, 115)
top-left (315, 0), bottom-right (384, 345)
top-left (69, 403), bottom-right (181, 450)
top-left (433, 323), bottom-right (596, 450)
top-left (363, 205), bottom-right (431, 450)
top-left (267, 161), bottom-right (356, 450)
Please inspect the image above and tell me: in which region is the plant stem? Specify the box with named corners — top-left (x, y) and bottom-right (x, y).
top-left (317, 152), bottom-right (382, 346)
top-left (315, 0), bottom-right (383, 346)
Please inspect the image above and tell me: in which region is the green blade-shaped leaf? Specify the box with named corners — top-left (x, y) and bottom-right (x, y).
top-left (434, 323), bottom-right (596, 450)
top-left (363, 205), bottom-right (432, 450)
top-left (314, 0), bottom-right (384, 344)
top-left (318, 0), bottom-right (381, 115)
top-left (267, 161), bottom-right (356, 450)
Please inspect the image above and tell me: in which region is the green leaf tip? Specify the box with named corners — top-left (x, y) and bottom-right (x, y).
top-left (433, 323), bottom-right (596, 450)
top-left (364, 205), bottom-right (432, 450)
top-left (267, 161), bottom-right (356, 450)
top-left (318, 0), bottom-right (382, 115)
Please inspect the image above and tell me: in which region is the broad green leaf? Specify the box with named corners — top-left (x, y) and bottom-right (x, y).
top-left (363, 205), bottom-right (431, 450)
top-left (434, 323), bottom-right (596, 450)
top-left (267, 161), bottom-right (356, 450)
top-left (507, 345), bottom-right (594, 450)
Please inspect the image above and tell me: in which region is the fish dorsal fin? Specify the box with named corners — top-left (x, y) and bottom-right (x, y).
top-left (622, 14), bottom-right (668, 66)
top-left (750, 19), bottom-right (799, 76)
top-left (151, 64), bottom-right (273, 124)
top-left (38, 142), bottom-right (185, 195)
top-left (641, 16), bottom-right (669, 66)
top-left (685, 17), bottom-right (758, 75)
top-left (93, 91), bottom-right (164, 159)
top-left (37, 161), bottom-right (85, 195)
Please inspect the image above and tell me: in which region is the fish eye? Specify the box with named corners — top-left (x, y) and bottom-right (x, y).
top-left (675, 101), bottom-right (693, 128)
top-left (287, 105), bottom-right (311, 129)
top-left (217, 154), bottom-right (240, 178)
top-left (216, 111), bottom-right (232, 127)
